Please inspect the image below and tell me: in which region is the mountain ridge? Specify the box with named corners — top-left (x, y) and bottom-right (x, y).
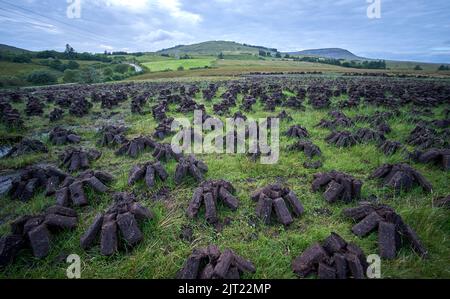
top-left (287, 48), bottom-right (367, 60)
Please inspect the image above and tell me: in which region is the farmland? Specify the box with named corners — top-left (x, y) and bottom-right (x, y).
top-left (142, 57), bottom-right (216, 72)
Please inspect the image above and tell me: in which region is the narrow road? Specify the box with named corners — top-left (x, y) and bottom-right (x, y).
top-left (127, 63), bottom-right (143, 73)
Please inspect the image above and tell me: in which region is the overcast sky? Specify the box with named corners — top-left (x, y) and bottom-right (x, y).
top-left (0, 0), bottom-right (449, 63)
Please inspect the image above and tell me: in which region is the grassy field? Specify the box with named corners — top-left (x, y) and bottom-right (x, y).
top-left (0, 61), bottom-right (54, 77)
top-left (130, 57), bottom-right (450, 81)
top-left (142, 57), bottom-right (216, 72)
top-left (0, 76), bottom-right (449, 279)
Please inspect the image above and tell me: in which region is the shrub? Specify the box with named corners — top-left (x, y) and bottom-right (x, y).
top-left (103, 67), bottom-right (114, 77)
top-left (177, 66), bottom-right (185, 71)
top-left (112, 73), bottom-right (124, 81)
top-left (63, 69), bottom-right (81, 83)
top-left (26, 70), bottom-right (57, 85)
top-left (114, 64), bottom-right (130, 74)
top-left (48, 59), bottom-right (65, 71)
top-left (0, 75), bottom-right (25, 87)
top-left (414, 65), bottom-right (423, 70)
top-left (79, 67), bottom-right (104, 84)
top-left (12, 54), bottom-right (32, 63)
top-left (67, 60), bottom-right (80, 70)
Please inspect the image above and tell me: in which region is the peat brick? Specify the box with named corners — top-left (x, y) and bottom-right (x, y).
top-left (292, 243), bottom-right (328, 277)
top-left (80, 214), bottom-right (103, 250)
top-left (100, 220), bottom-right (118, 256)
top-left (322, 232), bottom-right (347, 255)
top-left (273, 198), bottom-right (294, 226)
top-left (44, 214), bottom-right (77, 230)
top-left (28, 224), bottom-right (51, 258)
top-left (116, 212), bottom-right (143, 246)
top-left (351, 212), bottom-right (383, 237)
top-left (378, 221), bottom-right (398, 259)
top-left (318, 263), bottom-right (336, 279)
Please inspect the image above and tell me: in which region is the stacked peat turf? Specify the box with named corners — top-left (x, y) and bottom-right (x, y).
top-left (316, 111), bottom-right (354, 129)
top-left (59, 148), bottom-right (102, 172)
top-left (177, 245), bottom-right (256, 279)
top-left (128, 161), bottom-right (168, 188)
top-left (283, 96), bottom-right (305, 110)
top-left (308, 95), bottom-right (330, 109)
top-left (303, 161), bottom-right (323, 169)
top-left (9, 165), bottom-right (68, 201)
top-left (289, 140), bottom-right (321, 158)
top-left (49, 127), bottom-right (81, 145)
top-left (0, 205), bottom-right (77, 266)
top-left (153, 142), bottom-right (181, 161)
top-left (312, 171), bottom-right (362, 203)
top-left (325, 131), bottom-right (358, 147)
top-left (98, 125), bottom-right (128, 147)
top-left (378, 140), bottom-right (404, 156)
top-left (0, 100), bottom-right (23, 128)
top-left (131, 94), bottom-right (147, 114)
top-left (5, 139), bottom-right (48, 158)
top-left (277, 110), bottom-right (293, 121)
top-left (343, 202), bottom-right (428, 259)
top-left (286, 125), bottom-right (309, 139)
top-left (202, 84), bottom-right (218, 101)
top-left (406, 125), bottom-right (445, 150)
top-left (49, 108), bottom-right (64, 122)
top-left (370, 163), bottom-right (433, 192)
top-left (55, 170), bottom-right (113, 207)
top-left (232, 111), bottom-right (247, 121)
top-left (153, 117), bottom-right (174, 140)
top-left (152, 100), bottom-right (168, 121)
top-left (409, 148), bottom-right (450, 170)
top-left (80, 192), bottom-right (153, 256)
top-left (174, 155), bottom-right (208, 184)
top-left (69, 97), bottom-right (92, 117)
top-left (292, 232), bottom-right (368, 279)
top-left (25, 97), bottom-right (44, 116)
top-left (240, 96), bottom-right (256, 112)
top-left (187, 180), bottom-right (238, 224)
top-left (115, 136), bottom-right (156, 158)
top-left (251, 184), bottom-right (304, 226)
top-left (355, 128), bottom-right (386, 143)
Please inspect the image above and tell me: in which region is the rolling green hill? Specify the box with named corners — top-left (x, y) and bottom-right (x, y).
top-left (158, 41), bottom-right (278, 56)
top-left (0, 44), bottom-right (32, 54)
top-left (287, 48), bottom-right (366, 60)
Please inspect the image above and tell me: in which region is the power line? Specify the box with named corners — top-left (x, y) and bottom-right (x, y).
top-left (0, 0), bottom-right (118, 45)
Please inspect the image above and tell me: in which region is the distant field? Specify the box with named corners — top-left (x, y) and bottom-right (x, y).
top-left (136, 55), bottom-right (177, 63)
top-left (129, 56), bottom-right (450, 81)
top-left (131, 59), bottom-right (351, 80)
top-left (386, 60), bottom-right (444, 72)
top-left (142, 58), bottom-right (216, 72)
top-left (0, 61), bottom-right (52, 77)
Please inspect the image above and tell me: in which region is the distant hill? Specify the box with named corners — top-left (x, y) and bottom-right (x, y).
top-left (158, 41), bottom-right (278, 56)
top-left (0, 44), bottom-right (32, 54)
top-left (287, 48), bottom-right (367, 61)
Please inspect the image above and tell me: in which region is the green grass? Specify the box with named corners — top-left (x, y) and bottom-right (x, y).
top-left (0, 61), bottom-right (53, 77)
top-left (142, 58), bottom-right (217, 72)
top-left (0, 78), bottom-right (449, 279)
